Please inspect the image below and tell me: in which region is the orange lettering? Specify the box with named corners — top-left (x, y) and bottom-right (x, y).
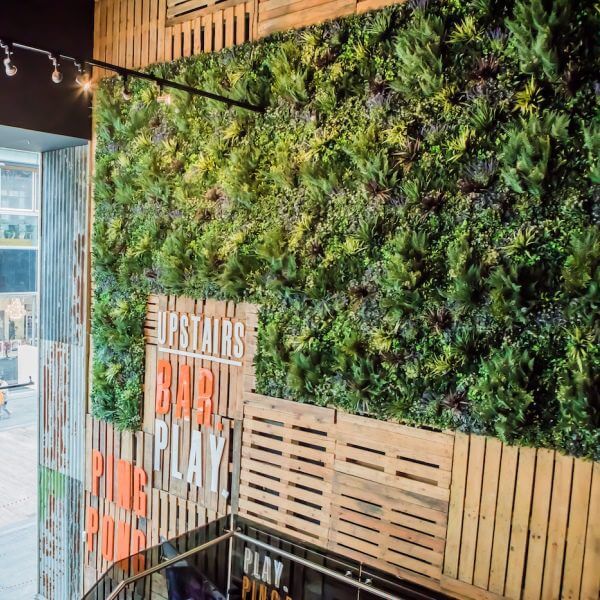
top-left (242, 576), bottom-right (251, 600)
top-left (133, 467), bottom-right (147, 518)
top-left (270, 592), bottom-right (281, 600)
top-left (156, 359), bottom-right (172, 414)
top-left (117, 460), bottom-right (132, 510)
top-left (86, 507), bottom-right (99, 555)
top-left (131, 529), bottom-right (147, 573)
top-left (92, 450), bottom-right (104, 497)
top-left (175, 363), bottom-right (191, 420)
top-left (101, 514), bottom-right (115, 562)
top-left (116, 520), bottom-right (131, 561)
top-left (196, 368), bottom-right (214, 426)
top-left (106, 454), bottom-right (114, 502)
top-left (259, 583), bottom-right (268, 600)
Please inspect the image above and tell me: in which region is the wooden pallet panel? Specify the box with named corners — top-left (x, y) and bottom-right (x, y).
top-left (328, 412), bottom-right (454, 589)
top-left (237, 394), bottom-right (335, 547)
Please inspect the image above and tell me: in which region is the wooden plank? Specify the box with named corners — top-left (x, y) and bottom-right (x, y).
top-left (473, 437), bottom-right (502, 590)
top-left (444, 432), bottom-right (470, 579)
top-left (562, 458), bottom-right (593, 599)
top-left (504, 446), bottom-right (536, 599)
top-left (257, 0), bottom-right (355, 38)
top-left (459, 434), bottom-right (486, 584)
top-left (541, 453), bottom-right (573, 600)
top-left (522, 448), bottom-right (555, 600)
top-left (580, 462), bottom-right (600, 600)
top-left (488, 444), bottom-right (518, 595)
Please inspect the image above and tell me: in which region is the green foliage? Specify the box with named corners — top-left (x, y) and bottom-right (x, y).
top-left (470, 346), bottom-right (535, 443)
top-left (92, 0), bottom-right (600, 459)
top-left (500, 111), bottom-right (569, 198)
top-left (506, 0), bottom-right (571, 81)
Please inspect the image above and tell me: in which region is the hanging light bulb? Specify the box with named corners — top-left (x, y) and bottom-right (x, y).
top-left (121, 75), bottom-right (132, 100)
top-left (1, 41), bottom-right (17, 77)
top-left (49, 54), bottom-right (63, 83)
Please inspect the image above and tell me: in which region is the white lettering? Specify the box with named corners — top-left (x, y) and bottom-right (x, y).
top-left (201, 317), bottom-right (212, 354)
top-left (168, 312), bottom-right (178, 347)
top-left (171, 424), bottom-right (183, 479)
top-left (221, 320), bottom-right (232, 357)
top-left (157, 311), bottom-right (167, 345)
top-left (154, 419), bottom-right (168, 471)
top-left (233, 322), bottom-right (245, 358)
top-left (191, 314), bottom-right (201, 350)
top-left (186, 430), bottom-right (203, 486)
top-left (274, 560), bottom-right (284, 588)
top-left (209, 434), bottom-right (226, 493)
top-left (179, 314), bottom-right (189, 349)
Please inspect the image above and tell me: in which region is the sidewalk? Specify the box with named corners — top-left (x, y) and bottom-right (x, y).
top-left (0, 389), bottom-right (37, 599)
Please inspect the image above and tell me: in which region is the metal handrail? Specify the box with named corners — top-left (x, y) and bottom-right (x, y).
top-left (0, 378), bottom-right (35, 391)
top-left (103, 528), bottom-right (417, 600)
top-left (105, 530), bottom-right (235, 600)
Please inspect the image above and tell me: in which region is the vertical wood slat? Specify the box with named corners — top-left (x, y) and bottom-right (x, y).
top-left (522, 448), bottom-right (554, 600)
top-left (488, 444), bottom-right (519, 595)
top-left (444, 432), bottom-right (469, 579)
top-left (473, 437), bottom-right (502, 590)
top-left (541, 454), bottom-right (573, 600)
top-left (580, 462), bottom-right (600, 600)
top-left (504, 447), bottom-right (536, 599)
top-left (458, 435), bottom-right (485, 584)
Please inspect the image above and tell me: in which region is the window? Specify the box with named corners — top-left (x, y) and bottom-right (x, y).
top-left (0, 214), bottom-right (38, 247)
top-left (0, 165), bottom-right (36, 211)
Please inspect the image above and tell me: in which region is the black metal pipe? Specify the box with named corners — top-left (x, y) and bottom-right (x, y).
top-left (0, 36), bottom-right (264, 113)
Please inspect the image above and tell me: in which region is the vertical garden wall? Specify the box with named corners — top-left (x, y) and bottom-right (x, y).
top-left (92, 0), bottom-right (600, 460)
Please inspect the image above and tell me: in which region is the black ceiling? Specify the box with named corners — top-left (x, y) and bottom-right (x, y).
top-left (0, 0), bottom-right (95, 141)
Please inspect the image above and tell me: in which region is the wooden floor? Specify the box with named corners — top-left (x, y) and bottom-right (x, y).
top-left (0, 390), bottom-right (37, 600)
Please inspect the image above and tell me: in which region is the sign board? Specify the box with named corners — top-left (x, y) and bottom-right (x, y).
top-left (84, 296), bottom-right (258, 585)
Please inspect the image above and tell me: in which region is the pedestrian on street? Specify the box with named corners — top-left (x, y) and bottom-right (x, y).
top-left (0, 377), bottom-right (10, 419)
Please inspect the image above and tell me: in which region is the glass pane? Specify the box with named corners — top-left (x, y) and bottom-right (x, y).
top-left (0, 166), bottom-right (35, 210)
top-left (0, 249), bottom-right (37, 293)
top-left (0, 214), bottom-right (38, 247)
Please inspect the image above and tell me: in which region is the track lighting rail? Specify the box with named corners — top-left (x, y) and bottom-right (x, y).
top-left (0, 37), bottom-right (264, 113)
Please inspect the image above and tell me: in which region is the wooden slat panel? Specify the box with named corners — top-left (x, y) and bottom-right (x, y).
top-left (238, 394), bottom-right (335, 547)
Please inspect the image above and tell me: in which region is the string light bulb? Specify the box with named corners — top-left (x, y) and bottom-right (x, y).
top-left (1, 41), bottom-right (17, 77)
top-left (49, 55), bottom-right (63, 83)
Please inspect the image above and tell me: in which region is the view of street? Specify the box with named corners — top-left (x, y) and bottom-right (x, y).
top-left (0, 388), bottom-right (37, 600)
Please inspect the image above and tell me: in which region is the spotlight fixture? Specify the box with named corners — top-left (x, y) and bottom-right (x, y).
top-left (49, 54), bottom-right (63, 83)
top-left (0, 40), bottom-right (17, 77)
top-left (121, 75), bottom-right (132, 100)
top-left (0, 36), bottom-right (264, 113)
top-left (75, 61), bottom-right (92, 92)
